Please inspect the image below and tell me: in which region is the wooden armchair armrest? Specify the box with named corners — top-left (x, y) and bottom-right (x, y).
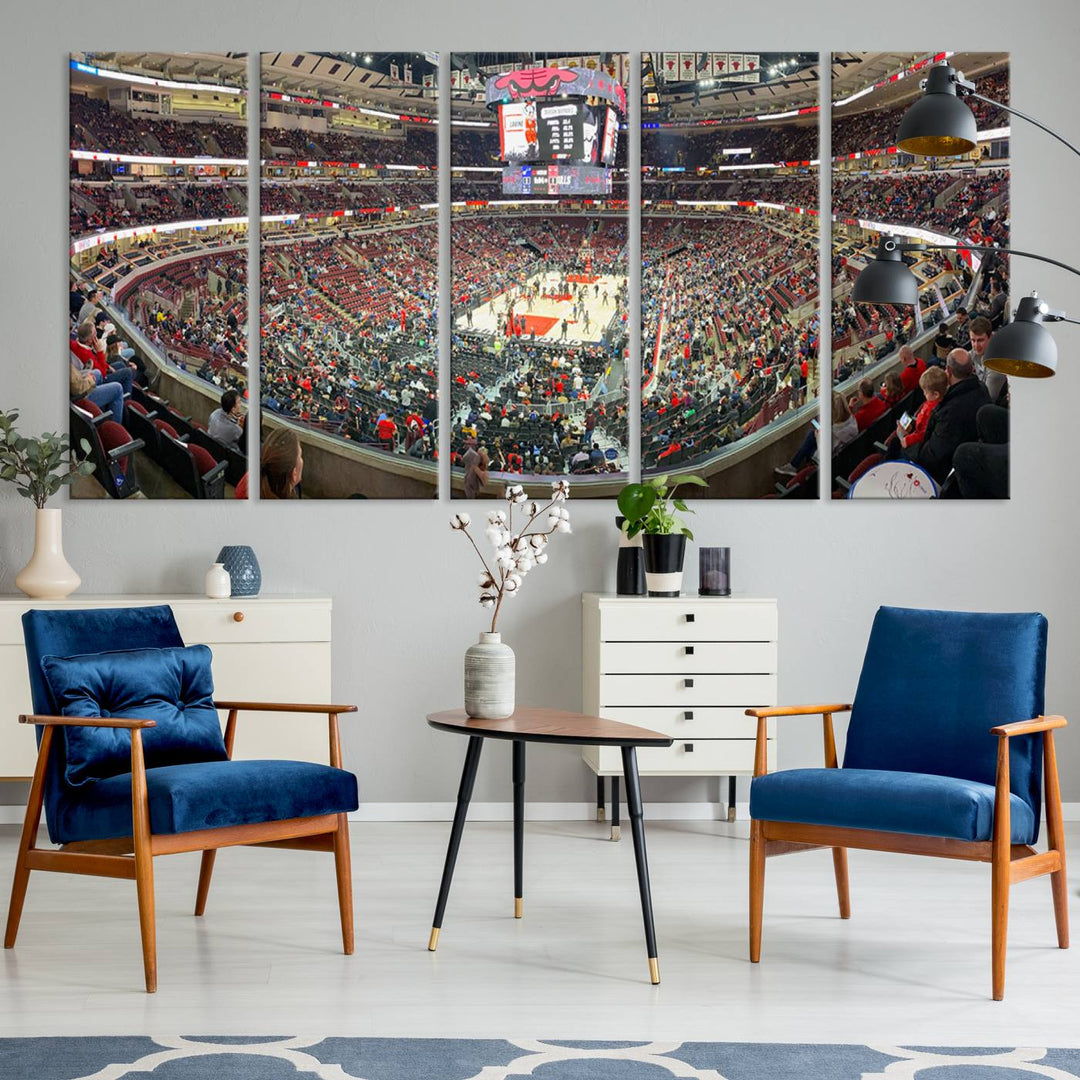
top-left (745, 704), bottom-right (852, 777)
top-left (745, 704), bottom-right (852, 719)
top-left (213, 701), bottom-right (357, 715)
top-left (990, 715), bottom-right (1067, 738)
top-left (213, 702), bottom-right (357, 768)
top-left (19, 713), bottom-right (156, 729)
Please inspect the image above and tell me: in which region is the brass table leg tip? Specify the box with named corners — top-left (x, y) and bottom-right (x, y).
top-left (648, 957), bottom-right (660, 984)
top-left (596, 808), bottom-right (606, 822)
top-left (610, 826), bottom-right (621, 842)
top-left (514, 898), bottom-right (523, 919)
top-left (427, 927), bottom-right (440, 951)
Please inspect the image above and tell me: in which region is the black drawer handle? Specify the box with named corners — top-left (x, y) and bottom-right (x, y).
top-left (685, 613), bottom-right (695, 623)
top-left (684, 710), bottom-right (694, 721)
top-left (685, 645), bottom-right (695, 655)
top-left (684, 678), bottom-right (694, 689)
top-left (684, 743), bottom-right (694, 752)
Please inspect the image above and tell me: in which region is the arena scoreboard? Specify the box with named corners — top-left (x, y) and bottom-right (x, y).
top-left (486, 66), bottom-right (625, 196)
top-left (501, 163), bottom-right (613, 196)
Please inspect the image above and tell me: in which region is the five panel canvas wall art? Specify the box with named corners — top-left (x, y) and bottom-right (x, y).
top-left (66, 51), bottom-right (1014, 501)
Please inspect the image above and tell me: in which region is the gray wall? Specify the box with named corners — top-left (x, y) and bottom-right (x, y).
top-left (3, 1), bottom-right (1079, 807)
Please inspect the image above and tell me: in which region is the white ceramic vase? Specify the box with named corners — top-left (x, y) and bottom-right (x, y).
top-left (204, 562), bottom-right (232, 599)
top-left (15, 508), bottom-right (81, 600)
top-left (464, 631), bottom-right (515, 719)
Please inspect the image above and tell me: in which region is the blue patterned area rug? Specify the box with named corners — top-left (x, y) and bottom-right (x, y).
top-left (3, 1038), bottom-right (1080, 1079)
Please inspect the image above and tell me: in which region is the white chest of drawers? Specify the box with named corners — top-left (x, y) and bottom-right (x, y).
top-left (581, 593), bottom-right (778, 824)
top-left (0, 594), bottom-right (333, 781)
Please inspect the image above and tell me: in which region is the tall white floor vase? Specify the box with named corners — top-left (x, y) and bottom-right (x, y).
top-left (15, 508), bottom-right (81, 599)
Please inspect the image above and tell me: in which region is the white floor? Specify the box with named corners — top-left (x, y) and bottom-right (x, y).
top-left (1, 819), bottom-right (1077, 1046)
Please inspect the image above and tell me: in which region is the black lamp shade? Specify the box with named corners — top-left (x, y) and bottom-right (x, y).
top-left (984, 298), bottom-right (1059, 378)
top-left (897, 65), bottom-right (978, 157)
top-left (851, 236), bottom-right (919, 306)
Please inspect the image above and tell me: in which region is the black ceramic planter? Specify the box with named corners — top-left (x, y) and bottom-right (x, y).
top-left (642, 533), bottom-right (687, 597)
top-left (615, 515), bottom-right (646, 596)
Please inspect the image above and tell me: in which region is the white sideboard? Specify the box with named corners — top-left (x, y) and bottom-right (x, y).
top-left (582, 593), bottom-right (778, 827)
top-left (0, 594), bottom-right (334, 780)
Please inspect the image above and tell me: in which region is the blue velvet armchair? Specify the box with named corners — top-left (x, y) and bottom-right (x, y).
top-left (747, 606), bottom-right (1068, 1000)
top-left (4, 605), bottom-right (360, 993)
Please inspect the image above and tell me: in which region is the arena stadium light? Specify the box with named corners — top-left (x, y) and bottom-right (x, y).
top-left (853, 234), bottom-right (1080, 377)
top-left (898, 61), bottom-right (1080, 159)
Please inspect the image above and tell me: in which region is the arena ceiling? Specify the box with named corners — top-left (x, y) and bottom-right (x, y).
top-left (831, 51), bottom-right (1009, 116)
top-left (73, 52), bottom-right (247, 92)
top-left (260, 52), bottom-right (437, 117)
top-left (644, 52), bottom-right (819, 126)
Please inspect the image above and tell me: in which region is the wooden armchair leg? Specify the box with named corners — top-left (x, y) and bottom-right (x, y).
top-left (749, 820), bottom-right (765, 963)
top-left (333, 813), bottom-right (354, 955)
top-left (4, 727), bottom-right (52, 950)
top-left (832, 848), bottom-right (851, 919)
top-left (131, 731), bottom-right (157, 993)
top-left (194, 850), bottom-right (217, 917)
top-left (991, 737), bottom-right (1011, 1001)
top-left (1044, 731), bottom-right (1070, 950)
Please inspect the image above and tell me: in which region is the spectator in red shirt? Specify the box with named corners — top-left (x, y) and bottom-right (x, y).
top-left (376, 414), bottom-right (397, 448)
top-left (898, 345), bottom-right (927, 393)
top-left (69, 321), bottom-right (132, 394)
top-left (849, 378), bottom-right (888, 432)
top-left (897, 365), bottom-right (948, 449)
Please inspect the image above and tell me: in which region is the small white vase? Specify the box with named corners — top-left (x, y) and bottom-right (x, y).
top-left (15, 508), bottom-right (81, 600)
top-left (464, 631), bottom-right (515, 719)
top-left (204, 562), bottom-right (231, 599)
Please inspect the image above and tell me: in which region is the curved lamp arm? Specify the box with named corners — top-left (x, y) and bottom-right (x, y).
top-left (899, 241), bottom-right (1080, 281)
top-left (966, 90), bottom-right (1080, 161)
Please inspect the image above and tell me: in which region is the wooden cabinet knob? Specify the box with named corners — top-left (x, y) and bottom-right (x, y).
top-left (233, 611), bottom-right (244, 623)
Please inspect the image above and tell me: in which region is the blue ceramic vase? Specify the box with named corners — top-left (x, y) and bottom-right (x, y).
top-left (216, 545), bottom-right (261, 597)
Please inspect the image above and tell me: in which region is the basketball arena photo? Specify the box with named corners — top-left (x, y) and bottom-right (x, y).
top-left (642, 52), bottom-right (820, 499)
top-left (450, 52), bottom-right (630, 499)
top-left (260, 52), bottom-right (438, 499)
top-left (69, 51), bottom-right (249, 499)
top-left (830, 51), bottom-right (1010, 499)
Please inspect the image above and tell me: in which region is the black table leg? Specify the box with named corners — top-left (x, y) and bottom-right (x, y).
top-left (596, 774), bottom-right (606, 823)
top-left (610, 775), bottom-right (621, 841)
top-left (621, 745), bottom-right (660, 984)
top-left (513, 740), bottom-right (525, 919)
top-left (728, 775), bottom-right (738, 823)
top-left (429, 735), bottom-right (484, 951)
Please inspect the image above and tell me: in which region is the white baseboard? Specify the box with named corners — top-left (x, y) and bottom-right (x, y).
top-left (349, 801), bottom-right (749, 823)
top-left (3, 802), bottom-right (1080, 826)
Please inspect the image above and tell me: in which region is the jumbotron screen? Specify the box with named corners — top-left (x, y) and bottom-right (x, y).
top-left (502, 163), bottom-right (613, 196)
top-left (498, 101), bottom-right (618, 167)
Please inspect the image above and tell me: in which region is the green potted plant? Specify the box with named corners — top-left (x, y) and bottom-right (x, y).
top-left (0, 409), bottom-right (94, 599)
top-left (617, 474), bottom-right (707, 596)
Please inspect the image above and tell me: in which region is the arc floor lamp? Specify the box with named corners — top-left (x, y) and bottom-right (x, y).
top-left (852, 61), bottom-right (1079, 377)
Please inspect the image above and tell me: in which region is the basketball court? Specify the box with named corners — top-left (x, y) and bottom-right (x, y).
top-left (456, 269), bottom-right (627, 345)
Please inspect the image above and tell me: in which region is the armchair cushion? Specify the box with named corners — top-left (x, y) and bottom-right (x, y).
top-left (51, 759), bottom-right (360, 843)
top-left (41, 645), bottom-right (228, 787)
top-left (750, 767), bottom-right (1037, 844)
top-left (843, 607), bottom-right (1047, 828)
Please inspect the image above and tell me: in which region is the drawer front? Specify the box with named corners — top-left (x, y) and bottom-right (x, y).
top-left (600, 673), bottom-right (776, 708)
top-left (595, 739), bottom-right (772, 775)
top-left (172, 600), bottom-right (331, 645)
top-left (598, 705), bottom-right (772, 741)
top-left (599, 601), bottom-right (776, 643)
top-left (601, 640), bottom-right (776, 675)
top-left (211, 642), bottom-right (333, 764)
